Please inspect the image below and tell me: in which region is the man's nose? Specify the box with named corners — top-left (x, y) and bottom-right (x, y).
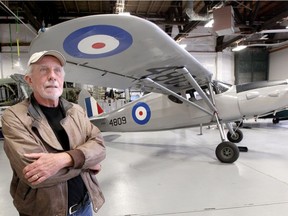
top-left (47, 70), bottom-right (57, 79)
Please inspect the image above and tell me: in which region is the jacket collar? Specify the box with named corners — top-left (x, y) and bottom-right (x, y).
top-left (28, 94), bottom-right (73, 121)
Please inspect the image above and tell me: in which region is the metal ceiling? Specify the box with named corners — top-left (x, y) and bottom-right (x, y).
top-left (1, 0), bottom-right (288, 53)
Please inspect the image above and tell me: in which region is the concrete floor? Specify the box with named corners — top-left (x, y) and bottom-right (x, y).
top-left (1, 119), bottom-right (288, 216)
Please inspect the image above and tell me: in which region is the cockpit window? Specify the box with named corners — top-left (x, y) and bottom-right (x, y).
top-left (168, 80), bottom-right (233, 104)
top-left (185, 80), bottom-right (232, 102)
top-left (185, 89), bottom-right (206, 101)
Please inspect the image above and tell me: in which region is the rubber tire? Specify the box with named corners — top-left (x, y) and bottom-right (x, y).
top-left (272, 118), bottom-right (279, 124)
top-left (227, 129), bottom-right (243, 143)
top-left (216, 141), bottom-right (239, 163)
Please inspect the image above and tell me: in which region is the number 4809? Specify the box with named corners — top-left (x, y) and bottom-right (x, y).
top-left (109, 117), bottom-right (127, 126)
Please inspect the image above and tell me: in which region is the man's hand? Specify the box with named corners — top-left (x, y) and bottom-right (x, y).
top-left (23, 152), bottom-right (73, 185)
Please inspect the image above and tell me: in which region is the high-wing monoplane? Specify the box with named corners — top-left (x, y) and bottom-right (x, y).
top-left (28, 14), bottom-right (288, 163)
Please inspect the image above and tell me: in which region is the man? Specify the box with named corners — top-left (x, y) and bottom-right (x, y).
top-left (2, 50), bottom-right (105, 216)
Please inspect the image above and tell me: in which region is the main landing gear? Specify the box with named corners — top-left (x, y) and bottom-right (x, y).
top-left (215, 126), bottom-right (248, 163)
top-left (215, 141), bottom-right (239, 163)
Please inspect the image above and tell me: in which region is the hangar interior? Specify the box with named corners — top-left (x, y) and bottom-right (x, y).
top-left (1, 1), bottom-right (288, 216)
top-left (1, 1), bottom-right (288, 84)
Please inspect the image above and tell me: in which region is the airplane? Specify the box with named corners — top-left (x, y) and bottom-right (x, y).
top-left (27, 14), bottom-right (288, 163)
top-left (0, 76), bottom-right (27, 107)
top-left (258, 109), bottom-right (288, 124)
top-left (0, 75), bottom-right (30, 138)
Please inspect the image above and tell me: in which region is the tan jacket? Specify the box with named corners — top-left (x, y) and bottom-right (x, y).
top-left (2, 96), bottom-right (105, 216)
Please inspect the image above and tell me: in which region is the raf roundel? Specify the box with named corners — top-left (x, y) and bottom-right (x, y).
top-left (132, 102), bottom-right (151, 125)
top-left (63, 25), bottom-right (133, 58)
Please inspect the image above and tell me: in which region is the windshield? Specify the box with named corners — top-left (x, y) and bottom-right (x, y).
top-left (212, 80), bottom-right (232, 94)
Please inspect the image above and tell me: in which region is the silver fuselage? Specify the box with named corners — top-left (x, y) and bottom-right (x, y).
top-left (91, 80), bottom-right (288, 132)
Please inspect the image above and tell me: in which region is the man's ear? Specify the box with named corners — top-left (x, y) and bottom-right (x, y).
top-left (24, 74), bottom-right (32, 85)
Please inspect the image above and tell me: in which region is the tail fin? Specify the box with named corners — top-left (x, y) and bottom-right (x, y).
top-left (78, 89), bottom-right (104, 117)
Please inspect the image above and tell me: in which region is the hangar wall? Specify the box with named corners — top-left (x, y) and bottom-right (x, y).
top-left (269, 47), bottom-right (288, 81)
top-left (191, 51), bottom-right (235, 84)
top-left (234, 48), bottom-right (269, 84)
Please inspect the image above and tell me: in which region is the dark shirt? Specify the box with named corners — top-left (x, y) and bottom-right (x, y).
top-left (39, 103), bottom-right (87, 208)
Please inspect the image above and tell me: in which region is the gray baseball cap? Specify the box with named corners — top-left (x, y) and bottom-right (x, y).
top-left (27, 50), bottom-right (66, 66)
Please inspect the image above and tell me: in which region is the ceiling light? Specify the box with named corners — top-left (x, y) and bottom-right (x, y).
top-left (260, 29), bottom-right (288, 33)
top-left (179, 44), bottom-right (187, 49)
top-left (204, 19), bottom-right (214, 28)
top-left (232, 45), bottom-right (247, 52)
top-left (118, 12), bottom-right (130, 16)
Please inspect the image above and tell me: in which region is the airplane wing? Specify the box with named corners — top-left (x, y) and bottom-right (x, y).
top-left (29, 14), bottom-right (212, 93)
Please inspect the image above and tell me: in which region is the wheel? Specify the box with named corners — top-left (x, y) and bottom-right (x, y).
top-left (227, 129), bottom-right (243, 143)
top-left (272, 118), bottom-right (279, 124)
top-left (215, 141), bottom-right (239, 163)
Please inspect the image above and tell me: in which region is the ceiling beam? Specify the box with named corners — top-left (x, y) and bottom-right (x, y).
top-left (1, 41), bottom-right (31, 47)
top-left (20, 2), bottom-right (42, 31)
top-left (216, 35), bottom-right (243, 52)
top-left (261, 9), bottom-right (288, 30)
top-left (174, 21), bottom-right (200, 42)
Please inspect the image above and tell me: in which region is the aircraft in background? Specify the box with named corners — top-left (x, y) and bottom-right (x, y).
top-left (28, 14), bottom-right (288, 163)
top-left (0, 75), bottom-right (30, 138)
top-left (0, 76), bottom-right (28, 107)
top-left (258, 109), bottom-right (288, 124)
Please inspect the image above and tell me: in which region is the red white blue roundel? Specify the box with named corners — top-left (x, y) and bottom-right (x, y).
top-left (132, 102), bottom-right (151, 125)
top-left (63, 25), bottom-right (133, 58)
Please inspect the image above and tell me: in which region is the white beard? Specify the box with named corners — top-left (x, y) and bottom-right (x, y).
top-left (40, 89), bottom-right (63, 100)
top-left (35, 80), bottom-right (63, 100)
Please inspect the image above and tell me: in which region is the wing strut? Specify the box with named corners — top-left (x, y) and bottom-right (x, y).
top-left (208, 82), bottom-right (226, 142)
top-left (177, 67), bottom-right (216, 112)
top-left (144, 78), bottom-right (213, 116)
top-left (177, 67), bottom-right (227, 142)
